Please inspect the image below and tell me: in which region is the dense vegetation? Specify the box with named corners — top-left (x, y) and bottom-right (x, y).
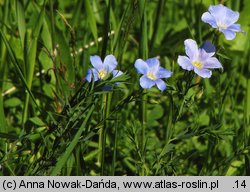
top-left (0, 0), bottom-right (249, 176)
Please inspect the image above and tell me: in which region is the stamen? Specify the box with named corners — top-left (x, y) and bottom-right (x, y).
top-left (147, 72), bottom-right (156, 80)
top-left (217, 22), bottom-right (227, 30)
top-left (192, 61), bottom-right (203, 69)
top-left (98, 69), bottom-right (108, 79)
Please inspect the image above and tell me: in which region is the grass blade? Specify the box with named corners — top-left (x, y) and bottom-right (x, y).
top-left (138, 0), bottom-right (148, 176)
top-left (22, 3), bottom-right (45, 125)
top-left (0, 29), bottom-right (39, 111)
top-left (84, 0), bottom-right (98, 43)
top-left (50, 103), bottom-right (96, 175)
top-left (0, 0), bottom-right (9, 134)
top-left (71, 0), bottom-right (83, 27)
top-left (16, 0), bottom-right (26, 47)
top-left (101, 0), bottom-right (111, 59)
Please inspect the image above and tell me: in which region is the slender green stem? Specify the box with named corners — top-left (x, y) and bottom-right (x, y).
top-left (98, 92), bottom-right (112, 175)
top-left (75, 146), bottom-right (83, 176)
top-left (176, 97), bottom-right (185, 122)
top-left (98, 129), bottom-right (103, 167)
top-left (140, 91), bottom-right (147, 176)
top-left (0, 0), bottom-right (8, 136)
top-left (111, 113), bottom-right (118, 176)
top-left (211, 30), bottom-right (220, 45)
top-left (176, 72), bottom-right (195, 122)
top-left (0, 63), bottom-right (6, 136)
top-left (245, 78), bottom-right (250, 175)
top-left (5, 163), bottom-right (16, 176)
top-left (165, 93), bottom-right (173, 142)
top-left (140, 91), bottom-right (147, 145)
top-left (197, 0), bottom-right (203, 44)
top-left (22, 93), bottom-right (30, 127)
top-left (98, 95), bottom-right (106, 171)
top-left (0, 96), bottom-right (6, 134)
top-left (22, 36), bottom-right (38, 127)
top-left (22, 4), bottom-right (45, 128)
top-left (150, 0), bottom-right (165, 49)
top-left (50, 101), bottom-right (96, 176)
top-left (206, 73), bottom-right (222, 174)
top-left (49, 0), bottom-right (56, 51)
top-left (138, 0), bottom-right (148, 176)
top-left (100, 126), bottom-right (106, 175)
top-left (101, 0), bottom-right (110, 59)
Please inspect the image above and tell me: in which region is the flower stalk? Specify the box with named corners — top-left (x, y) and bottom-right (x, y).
top-left (98, 92), bottom-right (112, 175)
top-left (139, 0), bottom-right (147, 175)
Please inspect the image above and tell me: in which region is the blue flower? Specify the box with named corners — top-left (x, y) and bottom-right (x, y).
top-left (134, 57), bottom-right (172, 92)
top-left (201, 4), bottom-right (242, 40)
top-left (177, 39), bottom-right (222, 78)
top-left (86, 55), bottom-right (123, 82)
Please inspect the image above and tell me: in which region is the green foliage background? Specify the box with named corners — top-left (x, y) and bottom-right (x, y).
top-left (0, 0), bottom-right (249, 175)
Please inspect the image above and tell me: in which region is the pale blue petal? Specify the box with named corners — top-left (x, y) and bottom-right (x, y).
top-left (203, 57), bottom-right (222, 69)
top-left (208, 4), bottom-right (225, 15)
top-left (139, 75), bottom-right (155, 89)
top-left (85, 69), bottom-right (92, 82)
top-left (227, 24), bottom-right (242, 32)
top-left (221, 29), bottom-right (236, 40)
top-left (200, 41), bottom-right (216, 56)
top-left (177, 56), bottom-right (194, 71)
top-left (194, 68), bottom-right (212, 78)
top-left (184, 39), bottom-right (199, 60)
top-left (208, 4), bottom-right (227, 22)
top-left (201, 12), bottom-right (217, 28)
top-left (224, 7), bottom-right (239, 26)
top-left (112, 70), bottom-right (123, 78)
top-left (156, 67), bottom-right (172, 79)
top-left (90, 55), bottom-right (103, 70)
top-left (92, 69), bottom-right (99, 81)
top-left (199, 49), bottom-right (211, 61)
top-left (112, 70), bottom-right (123, 85)
top-left (155, 79), bottom-right (167, 92)
top-left (135, 59), bottom-right (148, 74)
top-left (85, 68), bottom-right (99, 82)
top-left (103, 54), bottom-right (118, 72)
top-left (146, 58), bottom-right (160, 72)
top-left (208, 4), bottom-right (239, 27)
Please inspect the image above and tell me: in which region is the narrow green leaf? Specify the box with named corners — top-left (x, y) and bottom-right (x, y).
top-left (101, 0), bottom-right (110, 59)
top-left (0, 96), bottom-right (6, 133)
top-left (32, 4), bottom-right (45, 39)
top-left (139, 0), bottom-right (148, 59)
top-left (50, 103), bottom-right (95, 175)
top-left (0, 0), bottom-right (9, 134)
top-left (29, 117), bottom-right (46, 127)
top-left (55, 11), bottom-right (75, 84)
top-left (108, 73), bottom-right (130, 83)
top-left (0, 29), bottom-right (39, 110)
top-left (16, 0), bottom-right (26, 47)
top-left (0, 132), bottom-right (18, 140)
top-left (71, 0), bottom-right (83, 27)
top-left (84, 0), bottom-right (98, 43)
top-left (23, 3), bottom-right (45, 125)
top-left (246, 79), bottom-right (250, 125)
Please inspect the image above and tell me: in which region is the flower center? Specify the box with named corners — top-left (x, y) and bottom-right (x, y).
top-left (217, 22), bottom-right (227, 30)
top-left (192, 61), bottom-right (203, 69)
top-left (98, 69), bottom-right (108, 79)
top-left (147, 72), bottom-right (156, 80)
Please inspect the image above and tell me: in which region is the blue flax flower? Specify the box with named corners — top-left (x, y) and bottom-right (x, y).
top-left (177, 39), bottom-right (222, 78)
top-left (134, 57), bottom-right (172, 92)
top-left (86, 55), bottom-right (123, 82)
top-left (201, 4), bottom-right (242, 40)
